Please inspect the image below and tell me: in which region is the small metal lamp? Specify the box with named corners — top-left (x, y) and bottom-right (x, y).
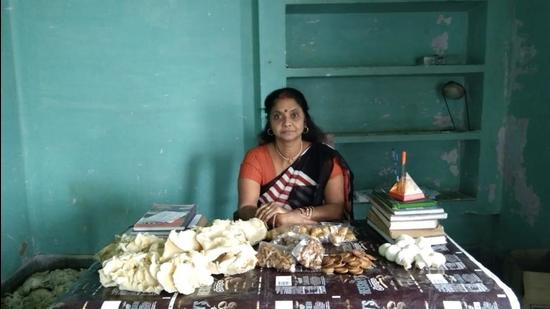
top-left (441, 81), bottom-right (470, 131)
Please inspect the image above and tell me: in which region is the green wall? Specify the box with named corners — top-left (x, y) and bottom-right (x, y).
top-left (1, 0), bottom-right (548, 283)
top-left (1, 0), bottom-right (258, 282)
top-left (497, 0), bottom-right (550, 250)
top-left (1, 0), bottom-right (33, 282)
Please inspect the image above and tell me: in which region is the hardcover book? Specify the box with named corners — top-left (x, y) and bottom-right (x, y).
top-left (370, 192), bottom-right (442, 214)
top-left (367, 210), bottom-right (446, 245)
top-left (371, 201), bottom-right (448, 222)
top-left (367, 219), bottom-right (447, 246)
top-left (368, 208), bottom-right (439, 230)
top-left (370, 191), bottom-right (438, 210)
top-left (128, 213), bottom-right (206, 235)
top-left (133, 203), bottom-right (197, 231)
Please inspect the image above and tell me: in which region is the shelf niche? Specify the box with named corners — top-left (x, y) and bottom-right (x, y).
top-left (287, 74), bottom-right (482, 133)
top-left (341, 139), bottom-right (480, 201)
top-left (285, 1), bottom-right (487, 68)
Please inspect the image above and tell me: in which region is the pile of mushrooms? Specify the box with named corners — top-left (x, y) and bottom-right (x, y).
top-left (378, 235), bottom-right (446, 270)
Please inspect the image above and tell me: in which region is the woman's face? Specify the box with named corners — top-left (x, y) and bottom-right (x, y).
top-left (269, 98), bottom-right (306, 142)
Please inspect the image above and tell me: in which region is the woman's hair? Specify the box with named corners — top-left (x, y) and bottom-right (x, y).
top-left (258, 87), bottom-right (326, 144)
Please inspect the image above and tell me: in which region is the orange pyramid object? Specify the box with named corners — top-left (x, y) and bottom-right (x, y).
top-left (388, 172), bottom-right (426, 201)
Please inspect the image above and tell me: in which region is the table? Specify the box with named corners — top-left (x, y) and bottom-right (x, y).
top-left (53, 221), bottom-right (520, 309)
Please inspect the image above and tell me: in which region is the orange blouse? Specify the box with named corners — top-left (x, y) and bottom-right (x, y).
top-left (239, 144), bottom-right (343, 186)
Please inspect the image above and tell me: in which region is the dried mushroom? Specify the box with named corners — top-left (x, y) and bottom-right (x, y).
top-left (267, 223), bottom-right (357, 246)
top-left (256, 242), bottom-right (296, 272)
top-left (321, 249), bottom-right (376, 275)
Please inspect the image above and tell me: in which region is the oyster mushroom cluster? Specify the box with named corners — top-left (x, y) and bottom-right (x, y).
top-left (98, 218), bottom-right (267, 295)
top-left (378, 235), bottom-right (446, 270)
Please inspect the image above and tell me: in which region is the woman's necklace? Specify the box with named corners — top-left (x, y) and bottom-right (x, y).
top-left (275, 141), bottom-right (303, 164)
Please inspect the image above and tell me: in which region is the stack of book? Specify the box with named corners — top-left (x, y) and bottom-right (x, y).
top-left (130, 203), bottom-right (202, 235)
top-left (366, 191), bottom-right (448, 245)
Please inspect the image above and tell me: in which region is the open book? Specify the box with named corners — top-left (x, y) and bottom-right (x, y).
top-left (133, 204), bottom-right (197, 231)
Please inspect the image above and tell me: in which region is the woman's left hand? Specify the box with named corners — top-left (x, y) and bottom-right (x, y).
top-left (255, 202), bottom-right (290, 223)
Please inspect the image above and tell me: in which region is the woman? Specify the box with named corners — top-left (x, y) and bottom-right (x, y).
top-left (237, 87), bottom-right (353, 227)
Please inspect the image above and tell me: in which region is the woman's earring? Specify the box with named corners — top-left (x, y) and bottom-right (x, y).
top-left (303, 126), bottom-right (309, 134)
top-left (267, 128), bottom-right (274, 136)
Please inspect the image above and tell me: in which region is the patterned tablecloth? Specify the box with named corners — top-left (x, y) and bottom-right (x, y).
top-left (52, 220), bottom-right (520, 309)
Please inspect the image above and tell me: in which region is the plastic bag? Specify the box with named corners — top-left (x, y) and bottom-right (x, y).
top-left (268, 223), bottom-right (357, 246)
top-left (291, 236), bottom-right (325, 270)
top-left (321, 222), bottom-right (357, 246)
top-left (256, 242), bottom-right (296, 272)
top-left (272, 232), bottom-right (325, 270)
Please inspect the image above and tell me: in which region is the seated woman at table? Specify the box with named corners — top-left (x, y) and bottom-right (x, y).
top-left (236, 87), bottom-right (354, 228)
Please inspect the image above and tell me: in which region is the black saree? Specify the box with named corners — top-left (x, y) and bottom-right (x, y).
top-left (258, 143), bottom-right (354, 220)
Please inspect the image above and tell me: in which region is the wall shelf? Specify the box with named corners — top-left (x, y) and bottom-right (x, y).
top-left (286, 65), bottom-right (484, 78)
top-left (259, 0), bottom-right (492, 203)
top-left (285, 0), bottom-right (487, 13)
top-left (332, 130), bottom-right (481, 143)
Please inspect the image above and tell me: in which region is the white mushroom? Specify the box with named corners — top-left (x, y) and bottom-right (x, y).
top-left (173, 262), bottom-right (197, 295)
top-left (414, 251), bottom-right (432, 269)
top-left (378, 243), bottom-right (392, 256)
top-left (384, 245), bottom-right (401, 262)
top-left (156, 261), bottom-right (177, 293)
top-left (428, 252), bottom-right (446, 268)
top-left (395, 234), bottom-right (415, 248)
top-left (169, 229), bottom-right (201, 252)
top-left (395, 247), bottom-right (416, 270)
top-left (232, 218), bottom-right (268, 245)
top-left (415, 237), bottom-right (432, 251)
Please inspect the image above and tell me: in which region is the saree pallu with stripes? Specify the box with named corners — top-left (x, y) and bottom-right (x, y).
top-left (258, 143), bottom-right (354, 220)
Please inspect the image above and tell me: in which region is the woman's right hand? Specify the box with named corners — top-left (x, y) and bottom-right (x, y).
top-left (255, 202), bottom-right (291, 225)
top-left (275, 209), bottom-right (317, 227)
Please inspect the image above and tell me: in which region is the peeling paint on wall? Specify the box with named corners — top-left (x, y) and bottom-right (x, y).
top-left (377, 167), bottom-right (393, 177)
top-left (19, 241), bottom-right (28, 256)
top-left (432, 32), bottom-right (448, 56)
top-left (500, 116), bottom-right (541, 225)
top-left (497, 125), bottom-right (507, 182)
top-left (441, 149), bottom-right (459, 176)
top-left (488, 184), bottom-right (496, 203)
top-left (433, 111), bottom-right (451, 128)
top-left (506, 19), bottom-right (538, 98)
top-left (437, 15), bottom-right (452, 26)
